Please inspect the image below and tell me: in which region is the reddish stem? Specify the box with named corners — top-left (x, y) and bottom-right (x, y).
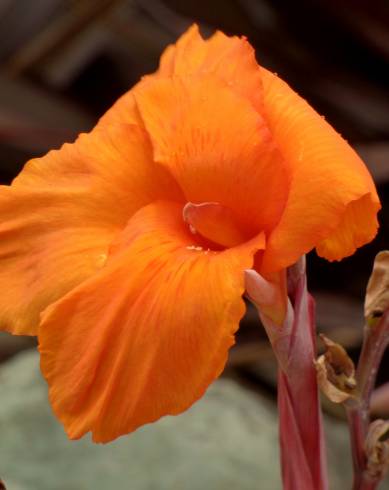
top-left (345, 311), bottom-right (389, 490)
top-left (246, 260), bottom-right (329, 490)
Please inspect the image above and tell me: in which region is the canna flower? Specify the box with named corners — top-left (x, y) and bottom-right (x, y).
top-left (0, 25), bottom-right (380, 443)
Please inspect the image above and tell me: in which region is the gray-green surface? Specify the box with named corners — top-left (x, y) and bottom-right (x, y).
top-left (0, 350), bottom-right (353, 490)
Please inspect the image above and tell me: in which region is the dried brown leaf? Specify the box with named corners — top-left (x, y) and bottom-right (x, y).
top-left (365, 251), bottom-right (389, 325)
top-left (365, 419), bottom-right (389, 480)
top-left (315, 334), bottom-right (357, 403)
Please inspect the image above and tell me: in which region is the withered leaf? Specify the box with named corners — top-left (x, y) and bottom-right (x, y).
top-left (365, 251), bottom-right (389, 325)
top-left (365, 419), bottom-right (389, 480)
top-left (315, 334), bottom-right (357, 403)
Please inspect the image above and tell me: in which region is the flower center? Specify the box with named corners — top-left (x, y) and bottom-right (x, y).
top-left (183, 202), bottom-right (249, 249)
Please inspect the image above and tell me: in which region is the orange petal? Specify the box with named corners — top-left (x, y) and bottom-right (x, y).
top-left (158, 24), bottom-right (263, 111)
top-left (99, 24), bottom-right (263, 129)
top-left (135, 75), bottom-right (288, 237)
top-left (259, 68), bottom-right (381, 274)
top-left (316, 193), bottom-right (379, 260)
top-left (183, 201), bottom-right (249, 248)
top-left (158, 24), bottom-right (205, 77)
top-left (39, 201), bottom-right (265, 443)
top-left (0, 125), bottom-right (182, 335)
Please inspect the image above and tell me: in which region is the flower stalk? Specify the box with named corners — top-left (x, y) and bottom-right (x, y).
top-left (343, 251), bottom-right (389, 490)
top-left (345, 311), bottom-right (389, 490)
top-left (246, 257), bottom-right (328, 490)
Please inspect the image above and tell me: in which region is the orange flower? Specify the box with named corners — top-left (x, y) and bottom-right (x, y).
top-left (0, 25), bottom-right (380, 442)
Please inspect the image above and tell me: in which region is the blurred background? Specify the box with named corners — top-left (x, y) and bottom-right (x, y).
top-left (0, 1), bottom-right (388, 489)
